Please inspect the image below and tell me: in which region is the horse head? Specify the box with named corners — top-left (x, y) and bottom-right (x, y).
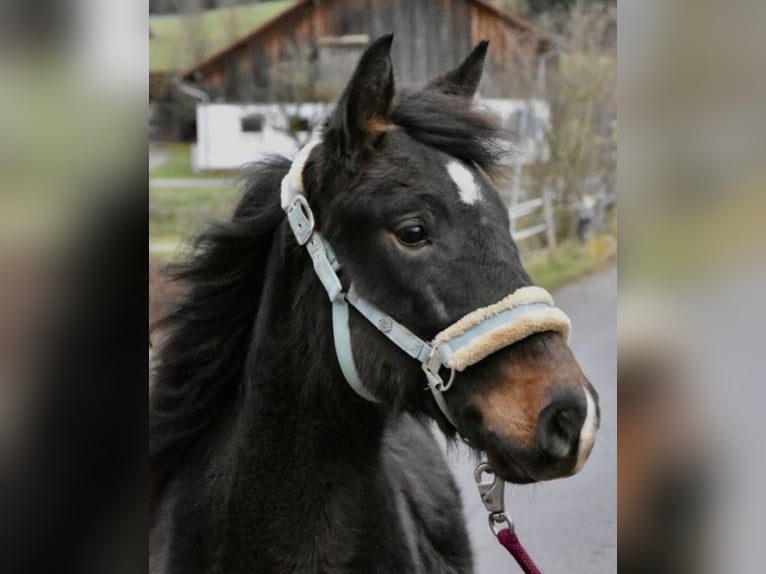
top-left (293, 34), bottom-right (599, 484)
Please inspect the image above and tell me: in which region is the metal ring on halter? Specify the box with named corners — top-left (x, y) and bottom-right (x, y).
top-left (424, 363), bottom-right (456, 392)
top-left (489, 511), bottom-right (514, 536)
top-left (440, 366), bottom-right (456, 391)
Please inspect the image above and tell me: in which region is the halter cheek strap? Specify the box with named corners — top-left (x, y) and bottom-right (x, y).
top-left (280, 141), bottom-right (571, 429)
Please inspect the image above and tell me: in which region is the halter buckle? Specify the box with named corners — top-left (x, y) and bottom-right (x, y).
top-left (286, 194), bottom-right (315, 245)
top-left (306, 233), bottom-right (344, 302)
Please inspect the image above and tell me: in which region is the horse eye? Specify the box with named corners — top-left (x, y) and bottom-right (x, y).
top-left (395, 225), bottom-right (429, 247)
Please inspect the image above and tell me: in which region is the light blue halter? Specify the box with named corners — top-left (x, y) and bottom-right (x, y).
top-left (281, 141), bottom-right (571, 429)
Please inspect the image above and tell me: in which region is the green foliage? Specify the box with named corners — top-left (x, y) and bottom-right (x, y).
top-left (495, 0), bottom-right (615, 18)
top-left (149, 1), bottom-right (294, 72)
top-left (494, 0), bottom-right (530, 15)
top-left (530, 2), bottom-right (616, 241)
top-left (526, 0), bottom-right (615, 17)
top-left (150, 144), bottom-right (194, 179)
top-left (150, 144), bottom-right (243, 178)
top-left (151, 0), bottom-right (282, 14)
top-left (526, 0), bottom-right (577, 16)
top-left (522, 234), bottom-right (615, 292)
top-left (149, 185), bottom-right (241, 245)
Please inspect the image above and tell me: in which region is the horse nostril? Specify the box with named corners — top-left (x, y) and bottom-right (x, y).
top-left (554, 409), bottom-right (572, 433)
top-left (538, 399), bottom-right (584, 462)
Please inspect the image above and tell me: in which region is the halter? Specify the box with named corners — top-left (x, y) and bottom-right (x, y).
top-left (280, 140), bottom-right (572, 428)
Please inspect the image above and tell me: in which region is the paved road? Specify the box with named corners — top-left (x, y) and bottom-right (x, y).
top-left (439, 266), bottom-right (617, 574)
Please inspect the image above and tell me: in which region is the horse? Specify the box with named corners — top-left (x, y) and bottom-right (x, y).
top-left (150, 34), bottom-right (600, 573)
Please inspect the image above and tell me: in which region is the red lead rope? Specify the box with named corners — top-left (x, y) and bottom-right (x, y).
top-left (496, 528), bottom-right (543, 574)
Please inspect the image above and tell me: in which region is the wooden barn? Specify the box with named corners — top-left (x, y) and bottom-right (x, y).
top-left (179, 0), bottom-right (558, 102)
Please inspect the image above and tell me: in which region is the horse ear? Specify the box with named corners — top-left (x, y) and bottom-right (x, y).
top-left (328, 33), bottom-right (395, 157)
top-left (426, 40), bottom-right (489, 100)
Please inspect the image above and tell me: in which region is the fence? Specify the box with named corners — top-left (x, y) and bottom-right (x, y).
top-left (509, 190), bottom-right (557, 250)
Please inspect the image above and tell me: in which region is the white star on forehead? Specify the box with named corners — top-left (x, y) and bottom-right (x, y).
top-left (446, 161), bottom-right (482, 205)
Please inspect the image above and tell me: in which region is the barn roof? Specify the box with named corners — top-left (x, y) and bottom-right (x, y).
top-left (178, 0), bottom-right (557, 81)
top-left (470, 0), bottom-right (557, 42)
top-left (149, 1), bottom-right (296, 74)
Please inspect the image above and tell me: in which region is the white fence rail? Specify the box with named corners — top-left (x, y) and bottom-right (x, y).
top-left (509, 191), bottom-right (556, 250)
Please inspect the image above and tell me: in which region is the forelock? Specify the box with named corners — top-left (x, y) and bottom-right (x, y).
top-left (389, 91), bottom-right (511, 176)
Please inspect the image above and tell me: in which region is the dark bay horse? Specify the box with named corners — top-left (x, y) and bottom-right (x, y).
top-left (150, 35), bottom-right (599, 573)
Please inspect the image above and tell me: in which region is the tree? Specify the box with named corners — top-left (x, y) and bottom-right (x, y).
top-left (150, 0), bottom-right (266, 14)
top-left (493, 0), bottom-right (615, 19)
top-left (526, 0), bottom-right (578, 16)
top-left (531, 1), bottom-right (617, 239)
top-left (150, 0), bottom-right (179, 14)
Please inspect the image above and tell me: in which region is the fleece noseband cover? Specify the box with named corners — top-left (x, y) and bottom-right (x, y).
top-left (432, 287), bottom-right (570, 372)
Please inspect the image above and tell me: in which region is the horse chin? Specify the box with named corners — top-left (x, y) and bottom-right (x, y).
top-left (482, 432), bottom-right (581, 484)
top-left (484, 450), bottom-right (539, 485)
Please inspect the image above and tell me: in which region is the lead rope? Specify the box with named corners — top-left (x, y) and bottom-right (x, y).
top-left (496, 529), bottom-right (542, 574)
top-left (475, 462), bottom-right (543, 574)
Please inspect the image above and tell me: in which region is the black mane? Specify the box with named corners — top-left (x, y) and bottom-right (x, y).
top-left (149, 157), bottom-right (289, 508)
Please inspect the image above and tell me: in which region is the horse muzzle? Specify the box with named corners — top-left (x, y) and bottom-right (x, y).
top-left (469, 334), bottom-right (600, 483)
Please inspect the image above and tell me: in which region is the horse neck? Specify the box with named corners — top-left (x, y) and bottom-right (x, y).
top-left (234, 224), bottom-right (386, 471)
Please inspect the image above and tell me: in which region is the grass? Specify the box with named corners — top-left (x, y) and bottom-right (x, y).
top-left (149, 184), bottom-right (241, 254)
top-left (522, 210), bottom-right (618, 292)
top-left (150, 143), bottom-right (242, 179)
top-left (523, 238), bottom-right (616, 293)
top-left (150, 1), bottom-right (295, 73)
top-left (521, 205), bottom-right (617, 291)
